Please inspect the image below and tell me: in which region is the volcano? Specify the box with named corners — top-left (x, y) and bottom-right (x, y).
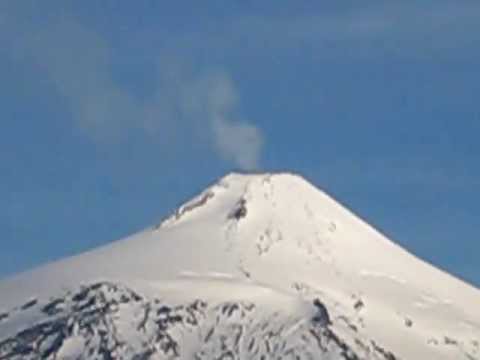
top-left (0, 173), bottom-right (479, 359)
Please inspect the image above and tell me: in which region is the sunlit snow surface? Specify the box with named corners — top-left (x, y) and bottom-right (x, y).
top-left (0, 173), bottom-right (479, 359)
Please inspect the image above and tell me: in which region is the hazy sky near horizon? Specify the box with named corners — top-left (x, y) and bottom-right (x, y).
top-left (1, 1), bottom-right (480, 286)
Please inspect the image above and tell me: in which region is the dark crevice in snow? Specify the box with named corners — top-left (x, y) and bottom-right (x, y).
top-left (20, 299), bottom-right (37, 311)
top-left (312, 298), bottom-right (332, 327)
top-left (354, 299), bottom-right (365, 311)
top-left (371, 340), bottom-right (399, 360)
top-left (227, 198), bottom-right (247, 221)
top-left (0, 313), bottom-right (8, 323)
top-left (41, 298), bottom-right (65, 316)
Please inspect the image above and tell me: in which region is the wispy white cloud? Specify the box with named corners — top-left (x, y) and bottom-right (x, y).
top-left (179, 70), bottom-right (263, 170)
top-left (26, 21), bottom-right (139, 143)
top-left (3, 14), bottom-right (264, 170)
top-left (3, 1), bottom-right (478, 172)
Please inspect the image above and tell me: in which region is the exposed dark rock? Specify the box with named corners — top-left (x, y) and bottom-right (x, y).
top-left (221, 303), bottom-right (239, 317)
top-left (157, 305), bottom-right (171, 315)
top-left (404, 318), bottom-right (413, 327)
top-left (154, 191), bottom-right (215, 229)
top-left (338, 315), bottom-right (358, 332)
top-left (228, 198), bottom-right (248, 221)
top-left (371, 340), bottom-right (398, 360)
top-left (41, 298), bottom-right (65, 316)
top-left (20, 299), bottom-right (38, 311)
top-left (354, 299), bottom-right (364, 311)
top-left (312, 298), bottom-right (332, 327)
top-left (0, 312), bottom-right (8, 322)
top-left (322, 328), bottom-right (360, 360)
top-left (444, 336), bottom-right (458, 345)
top-left (132, 349), bottom-right (156, 360)
top-left (40, 332), bottom-right (66, 358)
top-left (175, 192), bottom-right (215, 220)
top-left (0, 282), bottom-right (390, 360)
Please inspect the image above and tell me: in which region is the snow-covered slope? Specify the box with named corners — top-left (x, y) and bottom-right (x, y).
top-left (0, 173), bottom-right (479, 359)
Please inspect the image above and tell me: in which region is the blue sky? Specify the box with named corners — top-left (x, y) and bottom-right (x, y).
top-left (1, 1), bottom-right (479, 286)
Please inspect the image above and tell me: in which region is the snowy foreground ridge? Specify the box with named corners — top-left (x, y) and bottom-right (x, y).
top-left (0, 173), bottom-right (479, 359)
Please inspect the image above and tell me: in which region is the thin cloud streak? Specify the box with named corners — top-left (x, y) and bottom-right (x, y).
top-left (3, 13), bottom-right (264, 170)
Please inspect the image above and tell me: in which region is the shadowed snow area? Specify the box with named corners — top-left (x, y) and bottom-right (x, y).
top-left (0, 173), bottom-right (479, 359)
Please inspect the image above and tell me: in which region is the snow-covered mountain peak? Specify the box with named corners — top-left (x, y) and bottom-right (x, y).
top-left (1, 172), bottom-right (479, 359)
top-left (159, 171), bottom-right (344, 230)
top-left (156, 171), bottom-right (408, 283)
